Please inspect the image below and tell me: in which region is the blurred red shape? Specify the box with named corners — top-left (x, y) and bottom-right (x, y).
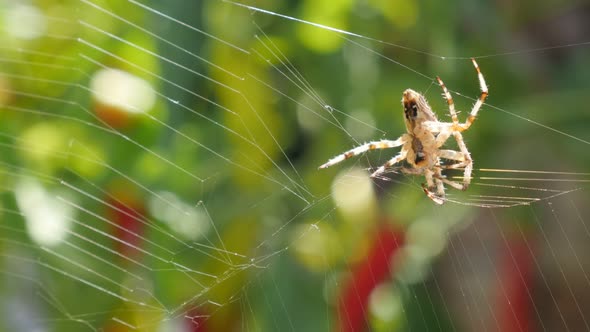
top-left (336, 224), bottom-right (405, 332)
top-left (106, 194), bottom-right (146, 259)
top-left (94, 102), bottom-right (134, 129)
top-left (186, 308), bottom-right (209, 332)
top-left (495, 233), bottom-right (535, 332)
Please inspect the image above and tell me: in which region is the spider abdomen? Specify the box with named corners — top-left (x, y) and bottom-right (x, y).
top-left (408, 125), bottom-right (437, 168)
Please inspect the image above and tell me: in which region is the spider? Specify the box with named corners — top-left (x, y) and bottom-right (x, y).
top-left (319, 58), bottom-right (488, 204)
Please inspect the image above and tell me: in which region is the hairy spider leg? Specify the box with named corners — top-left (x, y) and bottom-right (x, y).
top-left (422, 186), bottom-right (445, 204)
top-left (452, 131), bottom-right (473, 190)
top-left (319, 135), bottom-right (409, 169)
top-left (439, 148), bottom-right (467, 166)
top-left (424, 168), bottom-right (435, 189)
top-left (399, 167), bottom-right (424, 175)
top-left (438, 149), bottom-right (466, 165)
top-left (434, 167), bottom-right (445, 196)
top-left (436, 58), bottom-right (489, 132)
top-left (422, 168), bottom-right (445, 204)
top-left (433, 133), bottom-right (474, 190)
top-left (461, 58), bottom-right (489, 131)
top-left (439, 177), bottom-right (464, 191)
top-left (435, 130), bottom-right (453, 148)
top-left (431, 159), bottom-right (466, 191)
top-left (436, 76), bottom-right (459, 125)
top-left (370, 147), bottom-right (409, 178)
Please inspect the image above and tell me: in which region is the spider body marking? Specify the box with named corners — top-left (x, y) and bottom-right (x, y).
top-left (319, 58), bottom-right (488, 204)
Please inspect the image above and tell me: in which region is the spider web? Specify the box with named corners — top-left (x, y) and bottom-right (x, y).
top-left (1, 0), bottom-right (589, 331)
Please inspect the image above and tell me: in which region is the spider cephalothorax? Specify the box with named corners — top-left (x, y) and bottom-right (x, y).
top-left (319, 58), bottom-right (488, 204)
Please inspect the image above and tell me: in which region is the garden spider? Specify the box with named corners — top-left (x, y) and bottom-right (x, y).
top-left (319, 58), bottom-right (488, 204)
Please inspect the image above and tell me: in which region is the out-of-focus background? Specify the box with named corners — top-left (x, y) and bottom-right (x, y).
top-left (1, 0), bottom-right (589, 331)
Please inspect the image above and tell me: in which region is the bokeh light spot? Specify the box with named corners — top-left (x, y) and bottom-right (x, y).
top-left (331, 167), bottom-right (377, 224)
top-left (369, 282), bottom-right (403, 324)
top-left (148, 192), bottom-right (211, 241)
top-left (90, 69), bottom-right (156, 115)
top-left (14, 178), bottom-right (73, 247)
top-left (19, 122), bottom-right (65, 169)
top-left (292, 222), bottom-right (340, 271)
top-left (4, 4), bottom-right (47, 40)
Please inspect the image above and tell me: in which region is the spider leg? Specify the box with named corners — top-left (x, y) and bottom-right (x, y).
top-left (421, 169), bottom-right (444, 204)
top-left (404, 167), bottom-right (447, 204)
top-left (434, 180), bottom-right (445, 201)
top-left (436, 58), bottom-right (488, 132)
top-left (431, 169), bottom-right (464, 191)
top-left (370, 148), bottom-right (408, 178)
top-left (424, 169), bottom-right (435, 189)
top-left (450, 132), bottom-right (473, 190)
top-left (434, 168), bottom-right (445, 196)
top-left (435, 130), bottom-right (453, 148)
top-left (438, 149), bottom-right (466, 164)
top-left (422, 186), bottom-right (445, 205)
top-left (436, 76), bottom-right (459, 125)
top-left (437, 151), bottom-right (472, 191)
top-left (319, 136), bottom-right (409, 169)
top-left (400, 167), bottom-right (423, 175)
top-left (460, 58), bottom-right (489, 131)
top-left (439, 177), bottom-right (464, 191)
top-left (423, 121), bottom-right (451, 134)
